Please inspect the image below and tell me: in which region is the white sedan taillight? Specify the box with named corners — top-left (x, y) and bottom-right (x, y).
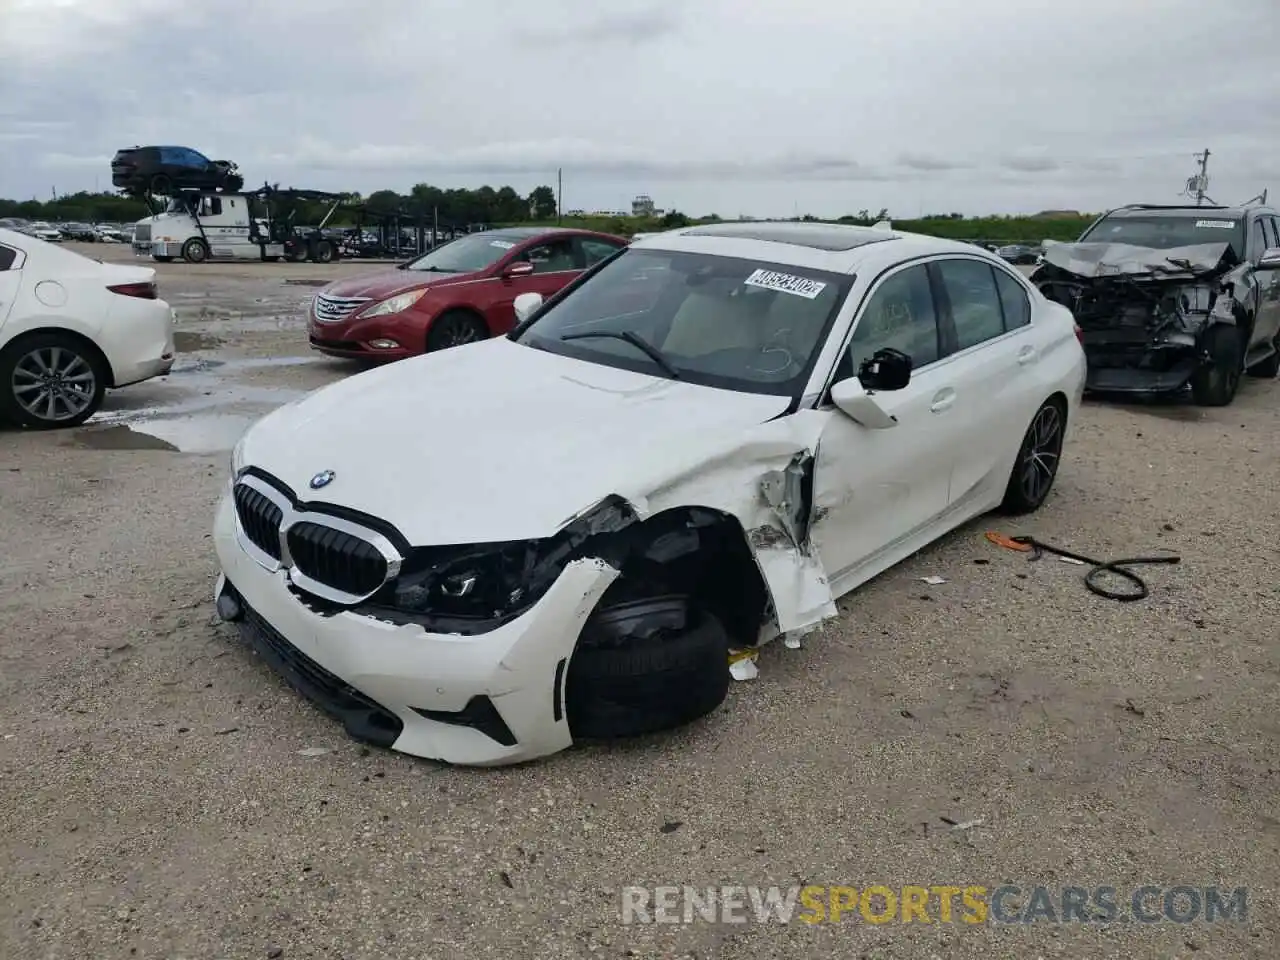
top-left (107, 281), bottom-right (157, 299)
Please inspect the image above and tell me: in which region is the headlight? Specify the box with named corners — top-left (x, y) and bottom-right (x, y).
top-left (361, 496), bottom-right (638, 630)
top-left (360, 289), bottom-right (427, 318)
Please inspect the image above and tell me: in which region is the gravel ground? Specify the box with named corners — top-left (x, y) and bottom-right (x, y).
top-left (1, 245), bottom-right (1277, 960)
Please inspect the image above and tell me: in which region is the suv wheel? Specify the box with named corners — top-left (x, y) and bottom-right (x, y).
top-left (1190, 324), bottom-right (1244, 406)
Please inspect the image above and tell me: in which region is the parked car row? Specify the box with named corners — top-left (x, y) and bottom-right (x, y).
top-left (0, 217), bottom-right (131, 243)
top-left (7, 208), bottom-right (1279, 769)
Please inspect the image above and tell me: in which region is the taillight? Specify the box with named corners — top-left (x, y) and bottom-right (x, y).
top-left (1073, 324), bottom-right (1084, 345)
top-left (107, 281), bottom-right (156, 299)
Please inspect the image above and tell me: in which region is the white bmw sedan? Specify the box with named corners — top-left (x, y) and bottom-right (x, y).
top-left (213, 221), bottom-right (1086, 766)
top-left (0, 227), bottom-right (175, 428)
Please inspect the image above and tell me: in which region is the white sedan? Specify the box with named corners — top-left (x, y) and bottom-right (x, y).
top-left (213, 221), bottom-right (1086, 766)
top-left (0, 227), bottom-right (176, 428)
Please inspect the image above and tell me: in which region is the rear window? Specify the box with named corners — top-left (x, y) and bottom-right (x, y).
top-left (1080, 215), bottom-right (1244, 258)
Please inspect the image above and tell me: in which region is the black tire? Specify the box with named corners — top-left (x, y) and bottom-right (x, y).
top-left (224, 174), bottom-right (244, 192)
top-left (426, 310), bottom-right (488, 351)
top-left (149, 174), bottom-right (173, 197)
top-left (154, 255), bottom-right (174, 263)
top-left (182, 237), bottom-right (209, 264)
top-left (565, 600), bottom-right (731, 740)
top-left (285, 246), bottom-right (307, 263)
top-left (1190, 324), bottom-right (1244, 406)
top-left (0, 332), bottom-right (107, 429)
top-left (1246, 334), bottom-right (1280, 379)
top-left (999, 397), bottom-right (1066, 515)
top-left (312, 240), bottom-right (336, 264)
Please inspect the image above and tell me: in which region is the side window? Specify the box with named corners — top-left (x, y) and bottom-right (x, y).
top-left (177, 148), bottom-right (207, 167)
top-left (199, 197), bottom-right (222, 216)
top-left (935, 259), bottom-right (1006, 350)
top-left (1265, 216), bottom-right (1280, 250)
top-left (577, 237), bottom-right (624, 267)
top-left (843, 264), bottom-right (940, 374)
top-left (0, 244), bottom-right (17, 271)
top-left (522, 238), bottom-right (576, 273)
top-left (1248, 219), bottom-right (1269, 261)
top-left (993, 267), bottom-right (1031, 330)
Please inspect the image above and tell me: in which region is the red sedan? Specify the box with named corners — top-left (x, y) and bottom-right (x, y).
top-left (307, 227), bottom-right (629, 361)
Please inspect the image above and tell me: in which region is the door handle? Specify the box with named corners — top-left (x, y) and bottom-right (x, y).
top-left (1017, 345), bottom-right (1038, 365)
top-left (930, 388), bottom-right (956, 413)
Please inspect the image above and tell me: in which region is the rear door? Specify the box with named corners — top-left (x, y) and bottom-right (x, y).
top-left (930, 257), bottom-right (1044, 507)
top-left (0, 242), bottom-right (22, 327)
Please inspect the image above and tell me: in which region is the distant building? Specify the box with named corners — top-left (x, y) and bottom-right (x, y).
top-left (632, 194), bottom-right (656, 217)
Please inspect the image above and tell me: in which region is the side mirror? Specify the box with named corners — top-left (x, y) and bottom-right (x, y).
top-left (504, 260), bottom-right (535, 278)
top-left (829, 377), bottom-right (898, 429)
top-left (857, 348), bottom-right (912, 391)
top-left (1259, 247), bottom-right (1280, 270)
top-left (513, 292), bottom-right (544, 322)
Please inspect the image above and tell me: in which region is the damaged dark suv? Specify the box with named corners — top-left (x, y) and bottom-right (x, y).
top-left (1031, 204), bottom-right (1280, 405)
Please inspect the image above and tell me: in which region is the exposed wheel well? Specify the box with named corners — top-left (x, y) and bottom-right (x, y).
top-left (1, 327), bottom-right (115, 386)
top-left (595, 506), bottom-right (772, 647)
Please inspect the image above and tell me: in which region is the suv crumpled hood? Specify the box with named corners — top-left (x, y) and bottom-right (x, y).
top-left (1041, 240), bottom-right (1233, 280)
top-left (320, 268), bottom-right (480, 300)
top-left (239, 337), bottom-right (793, 545)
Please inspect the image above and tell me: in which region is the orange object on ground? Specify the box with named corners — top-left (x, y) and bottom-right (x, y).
top-left (985, 531), bottom-right (1032, 552)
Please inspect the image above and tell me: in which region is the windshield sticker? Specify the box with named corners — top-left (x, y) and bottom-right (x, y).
top-left (1195, 220), bottom-right (1236, 229)
top-left (744, 268), bottom-right (827, 299)
top-left (490, 240), bottom-right (515, 249)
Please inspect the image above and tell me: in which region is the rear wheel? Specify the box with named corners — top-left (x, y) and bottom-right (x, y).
top-left (999, 398), bottom-right (1066, 515)
top-left (1190, 324), bottom-right (1244, 406)
top-left (149, 174), bottom-right (173, 197)
top-left (426, 310), bottom-right (488, 351)
top-left (182, 237), bottom-right (209, 264)
top-left (0, 333), bottom-right (106, 429)
top-left (312, 239), bottom-right (336, 264)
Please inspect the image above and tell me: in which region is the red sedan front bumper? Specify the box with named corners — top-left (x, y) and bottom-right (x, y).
top-left (307, 310), bottom-right (421, 363)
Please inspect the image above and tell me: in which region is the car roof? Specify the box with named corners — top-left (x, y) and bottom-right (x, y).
top-left (1105, 204), bottom-right (1276, 219)
top-left (630, 221), bottom-right (992, 274)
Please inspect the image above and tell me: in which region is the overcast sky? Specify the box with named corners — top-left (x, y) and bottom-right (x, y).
top-left (1, 0), bottom-right (1276, 217)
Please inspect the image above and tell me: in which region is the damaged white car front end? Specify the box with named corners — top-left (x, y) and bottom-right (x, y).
top-left (214, 224), bottom-right (1084, 765)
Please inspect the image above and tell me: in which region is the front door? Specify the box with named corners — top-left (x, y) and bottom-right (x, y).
top-left (811, 261), bottom-right (957, 581)
top-left (488, 236), bottom-right (581, 331)
top-left (1252, 215), bottom-right (1280, 347)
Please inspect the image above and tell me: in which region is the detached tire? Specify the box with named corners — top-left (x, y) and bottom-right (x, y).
top-left (1190, 324), bottom-right (1244, 406)
top-left (565, 598), bottom-right (731, 740)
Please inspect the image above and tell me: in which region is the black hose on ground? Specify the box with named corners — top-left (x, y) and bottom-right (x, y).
top-left (1001, 535), bottom-right (1181, 602)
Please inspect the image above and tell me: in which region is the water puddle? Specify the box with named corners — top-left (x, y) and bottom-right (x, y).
top-left (173, 331), bottom-right (224, 352)
top-left (72, 413), bottom-right (260, 453)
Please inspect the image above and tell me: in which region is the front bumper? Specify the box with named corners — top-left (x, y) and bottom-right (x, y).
top-left (212, 493), bottom-right (618, 765)
top-left (306, 310), bottom-right (422, 362)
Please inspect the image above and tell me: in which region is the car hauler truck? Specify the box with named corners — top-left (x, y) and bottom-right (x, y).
top-left (131, 185), bottom-right (347, 264)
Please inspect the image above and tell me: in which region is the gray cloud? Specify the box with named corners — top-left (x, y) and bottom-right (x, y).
top-left (1, 0), bottom-right (1276, 217)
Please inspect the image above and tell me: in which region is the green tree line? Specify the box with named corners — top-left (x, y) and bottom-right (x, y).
top-left (0, 185), bottom-right (1096, 244)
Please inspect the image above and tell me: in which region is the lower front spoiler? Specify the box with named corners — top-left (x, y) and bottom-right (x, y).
top-left (1084, 357), bottom-right (1200, 395)
top-left (218, 577), bottom-right (404, 748)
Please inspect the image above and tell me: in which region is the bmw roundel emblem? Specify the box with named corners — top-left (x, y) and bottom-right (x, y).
top-left (309, 470), bottom-right (336, 490)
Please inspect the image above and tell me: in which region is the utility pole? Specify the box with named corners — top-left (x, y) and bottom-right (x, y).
top-left (1190, 149), bottom-right (1211, 206)
top-left (556, 168), bottom-right (562, 225)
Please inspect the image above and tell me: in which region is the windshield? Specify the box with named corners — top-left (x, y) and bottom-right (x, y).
top-left (514, 249), bottom-right (852, 396)
top-left (1080, 215), bottom-right (1244, 256)
top-left (163, 197), bottom-right (192, 215)
top-left (403, 233), bottom-right (521, 273)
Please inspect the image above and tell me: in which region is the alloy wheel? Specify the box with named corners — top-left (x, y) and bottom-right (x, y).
top-left (11, 346), bottom-right (97, 423)
top-left (1019, 403), bottom-right (1063, 505)
top-left (438, 317), bottom-right (484, 348)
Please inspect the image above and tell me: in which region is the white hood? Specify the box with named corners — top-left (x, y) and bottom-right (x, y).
top-left (240, 337), bottom-right (794, 545)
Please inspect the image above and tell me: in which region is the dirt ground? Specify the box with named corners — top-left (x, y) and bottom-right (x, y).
top-left (1, 244), bottom-right (1276, 960)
